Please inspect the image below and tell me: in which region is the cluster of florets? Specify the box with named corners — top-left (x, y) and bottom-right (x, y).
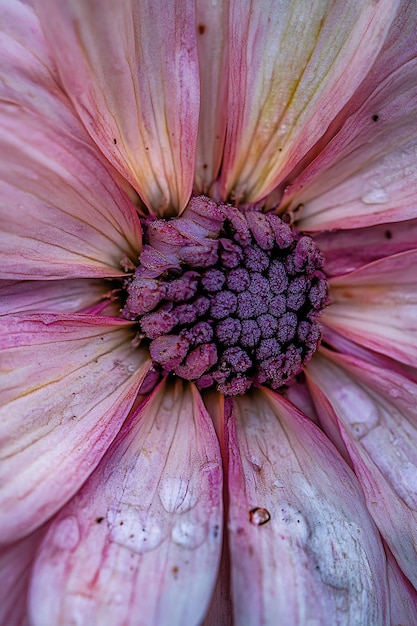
top-left (122, 196), bottom-right (327, 395)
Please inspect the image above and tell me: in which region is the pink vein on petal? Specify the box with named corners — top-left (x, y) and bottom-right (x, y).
top-left (34, 0), bottom-right (200, 217)
top-left (323, 249), bottom-right (417, 366)
top-left (0, 314), bottom-right (150, 543)
top-left (286, 1), bottom-right (417, 230)
top-left (28, 380), bottom-right (223, 626)
top-left (219, 0), bottom-right (398, 204)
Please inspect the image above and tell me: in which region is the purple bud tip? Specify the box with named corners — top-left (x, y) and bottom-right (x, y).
top-left (122, 196), bottom-right (328, 395)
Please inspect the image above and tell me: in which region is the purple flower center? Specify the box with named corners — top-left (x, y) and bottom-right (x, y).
top-left (122, 196), bottom-right (328, 395)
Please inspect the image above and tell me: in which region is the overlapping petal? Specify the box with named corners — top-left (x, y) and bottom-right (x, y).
top-left (0, 103), bottom-right (142, 280)
top-left (314, 217), bottom-right (417, 276)
top-left (0, 279), bottom-right (114, 316)
top-left (225, 389), bottom-right (388, 625)
top-left (0, 315), bottom-right (150, 543)
top-left (219, 0), bottom-right (398, 204)
top-left (34, 0), bottom-right (200, 216)
top-left (386, 545), bottom-right (417, 624)
top-left (323, 250), bottom-right (417, 365)
top-left (0, 0), bottom-right (79, 134)
top-left (28, 380), bottom-right (223, 626)
top-left (307, 350), bottom-right (417, 587)
top-left (194, 0), bottom-right (228, 195)
top-left (0, 527), bottom-right (46, 626)
top-left (286, 0), bottom-right (417, 230)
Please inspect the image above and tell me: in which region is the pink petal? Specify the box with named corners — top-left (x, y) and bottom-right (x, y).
top-left (284, 378), bottom-right (320, 426)
top-left (0, 0), bottom-right (76, 130)
top-left (28, 380), bottom-right (223, 626)
top-left (0, 314), bottom-right (150, 543)
top-left (386, 545), bottom-right (417, 624)
top-left (0, 527), bottom-right (45, 626)
top-left (0, 279), bottom-right (114, 315)
top-left (285, 2), bottom-right (417, 230)
top-left (307, 350), bottom-right (417, 587)
top-left (321, 326), bottom-right (417, 386)
top-left (219, 0), bottom-right (398, 204)
top-left (225, 390), bottom-right (388, 624)
top-left (324, 250), bottom-right (417, 366)
top-left (34, 0), bottom-right (200, 217)
top-left (313, 217), bottom-right (417, 276)
top-left (194, 0), bottom-right (228, 195)
top-left (0, 103), bottom-right (141, 280)
top-left (0, 1), bottom-right (142, 278)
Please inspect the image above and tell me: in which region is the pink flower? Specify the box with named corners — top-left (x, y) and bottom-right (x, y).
top-left (1, 0), bottom-right (417, 624)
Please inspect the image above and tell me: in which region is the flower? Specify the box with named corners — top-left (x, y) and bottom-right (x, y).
top-left (1, 0), bottom-right (417, 624)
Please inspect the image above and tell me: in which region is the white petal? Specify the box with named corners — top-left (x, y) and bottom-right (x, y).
top-left (307, 350), bottom-right (417, 587)
top-left (226, 389), bottom-right (388, 625)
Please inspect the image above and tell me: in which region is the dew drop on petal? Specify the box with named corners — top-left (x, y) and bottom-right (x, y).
top-left (249, 507), bottom-right (271, 526)
top-left (361, 189), bottom-right (389, 204)
top-left (171, 519), bottom-right (208, 548)
top-left (108, 507), bottom-right (167, 553)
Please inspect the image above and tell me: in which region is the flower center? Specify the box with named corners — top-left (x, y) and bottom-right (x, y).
top-left (122, 196), bottom-right (327, 395)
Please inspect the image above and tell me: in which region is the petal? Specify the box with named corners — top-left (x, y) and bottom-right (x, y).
top-left (386, 545), bottom-right (417, 625)
top-left (324, 250), bottom-right (417, 366)
top-left (313, 217), bottom-right (417, 276)
top-left (0, 103), bottom-right (142, 280)
top-left (286, 1), bottom-right (417, 230)
top-left (284, 378), bottom-right (320, 426)
top-left (321, 326), bottom-right (417, 386)
top-left (0, 1), bottom-right (142, 278)
top-left (219, 0), bottom-right (398, 203)
top-left (225, 389), bottom-right (388, 625)
top-left (0, 314), bottom-right (150, 543)
top-left (28, 380), bottom-right (223, 626)
top-left (306, 350), bottom-right (417, 587)
top-left (0, 279), bottom-right (113, 316)
top-left (0, 0), bottom-right (77, 131)
top-left (34, 0), bottom-right (200, 216)
top-left (194, 0), bottom-right (228, 195)
top-left (0, 527), bottom-right (45, 626)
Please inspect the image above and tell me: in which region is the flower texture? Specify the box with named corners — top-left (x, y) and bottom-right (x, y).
top-left (1, 1), bottom-right (417, 624)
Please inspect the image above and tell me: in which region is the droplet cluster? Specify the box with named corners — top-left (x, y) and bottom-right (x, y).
top-left (123, 196), bottom-right (327, 395)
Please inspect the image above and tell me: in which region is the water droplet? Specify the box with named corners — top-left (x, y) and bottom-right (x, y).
top-left (351, 422), bottom-right (372, 439)
top-left (127, 364), bottom-right (136, 373)
top-left (108, 506), bottom-right (167, 553)
top-left (361, 189), bottom-right (389, 204)
top-left (51, 516), bottom-right (80, 550)
top-left (171, 519), bottom-right (207, 548)
top-left (249, 507), bottom-right (271, 526)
